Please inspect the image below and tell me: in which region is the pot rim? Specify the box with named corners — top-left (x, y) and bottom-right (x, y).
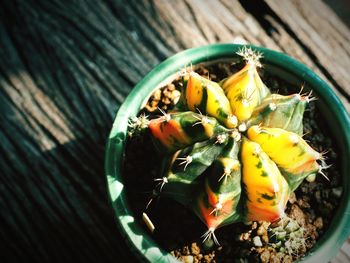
top-left (105, 43), bottom-right (350, 263)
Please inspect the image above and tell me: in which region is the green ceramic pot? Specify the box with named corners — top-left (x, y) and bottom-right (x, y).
top-left (105, 44), bottom-right (350, 262)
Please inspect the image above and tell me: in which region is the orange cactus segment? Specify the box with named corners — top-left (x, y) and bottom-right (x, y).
top-left (246, 203), bottom-right (284, 222)
top-left (197, 190), bottom-right (236, 230)
top-left (197, 195), bottom-right (221, 230)
top-left (247, 126), bottom-right (320, 175)
top-left (221, 63), bottom-right (270, 121)
top-left (241, 138), bottom-right (289, 222)
top-left (149, 118), bottom-right (190, 151)
top-left (205, 181), bottom-right (220, 207)
top-left (292, 159), bottom-right (319, 175)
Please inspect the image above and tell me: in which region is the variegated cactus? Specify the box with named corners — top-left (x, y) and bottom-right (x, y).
top-left (131, 48), bottom-right (328, 244)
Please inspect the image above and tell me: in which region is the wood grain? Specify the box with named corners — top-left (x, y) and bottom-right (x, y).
top-left (0, 0), bottom-right (349, 262)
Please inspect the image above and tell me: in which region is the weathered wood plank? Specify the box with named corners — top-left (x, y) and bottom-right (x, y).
top-left (265, 0), bottom-right (350, 109)
top-left (0, 0), bottom-right (349, 262)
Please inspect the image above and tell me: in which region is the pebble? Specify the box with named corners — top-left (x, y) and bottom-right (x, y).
top-left (270, 252), bottom-right (284, 263)
top-left (162, 97), bottom-right (171, 104)
top-left (253, 236), bottom-right (263, 247)
top-left (153, 89), bottom-right (162, 100)
top-left (203, 253), bottom-right (214, 262)
top-left (240, 232), bottom-right (251, 241)
top-left (332, 187), bottom-right (343, 198)
top-left (145, 82), bottom-right (181, 112)
top-left (257, 222), bottom-right (270, 236)
top-left (183, 255), bottom-right (194, 263)
top-left (297, 197), bottom-right (310, 208)
top-left (288, 192), bottom-right (297, 204)
top-left (314, 217), bottom-right (324, 229)
top-left (167, 83), bottom-right (176, 91)
top-left (260, 250), bottom-right (270, 262)
top-left (315, 190), bottom-right (321, 202)
top-left (289, 204), bottom-right (306, 226)
top-left (257, 226), bottom-right (265, 236)
top-left (172, 90), bottom-right (181, 104)
top-left (182, 246), bottom-right (190, 255)
top-left (251, 221), bottom-right (258, 230)
top-left (282, 255), bottom-right (293, 263)
top-left (261, 234), bottom-right (269, 244)
top-left (190, 243), bottom-right (201, 255)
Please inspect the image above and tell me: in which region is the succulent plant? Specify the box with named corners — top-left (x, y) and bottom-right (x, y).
top-left (268, 217), bottom-right (307, 257)
top-left (130, 47), bottom-right (328, 244)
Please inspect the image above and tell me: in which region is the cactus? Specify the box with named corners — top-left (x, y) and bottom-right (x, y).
top-left (268, 217), bottom-right (308, 257)
top-left (130, 47), bottom-right (328, 244)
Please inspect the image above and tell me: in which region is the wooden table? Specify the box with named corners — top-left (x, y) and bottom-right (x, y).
top-left (1, 0), bottom-right (349, 262)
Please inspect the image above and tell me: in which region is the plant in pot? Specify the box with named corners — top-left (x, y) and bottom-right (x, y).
top-left (105, 44), bottom-right (350, 263)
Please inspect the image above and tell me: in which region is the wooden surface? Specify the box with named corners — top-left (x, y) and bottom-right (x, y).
top-left (0, 0), bottom-right (349, 262)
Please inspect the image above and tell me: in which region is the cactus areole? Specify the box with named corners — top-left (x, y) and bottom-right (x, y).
top-left (106, 44), bottom-right (350, 263)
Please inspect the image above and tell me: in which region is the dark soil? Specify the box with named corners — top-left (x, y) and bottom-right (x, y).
top-left (122, 62), bottom-right (342, 263)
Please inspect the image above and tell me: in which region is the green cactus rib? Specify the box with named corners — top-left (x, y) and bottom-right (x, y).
top-left (247, 94), bottom-right (308, 135)
top-left (161, 136), bottom-right (228, 206)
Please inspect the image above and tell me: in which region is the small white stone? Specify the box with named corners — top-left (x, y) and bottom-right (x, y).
top-left (172, 90), bottom-right (181, 105)
top-left (253, 236), bottom-right (263, 247)
top-left (332, 187), bottom-right (343, 198)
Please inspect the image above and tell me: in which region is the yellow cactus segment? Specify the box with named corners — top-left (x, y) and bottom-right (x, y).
top-left (185, 73), bottom-right (203, 112)
top-left (206, 84), bottom-right (237, 128)
top-left (185, 73), bottom-right (237, 128)
top-left (241, 138), bottom-right (289, 222)
top-left (247, 126), bottom-right (320, 175)
top-left (221, 63), bottom-right (270, 121)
